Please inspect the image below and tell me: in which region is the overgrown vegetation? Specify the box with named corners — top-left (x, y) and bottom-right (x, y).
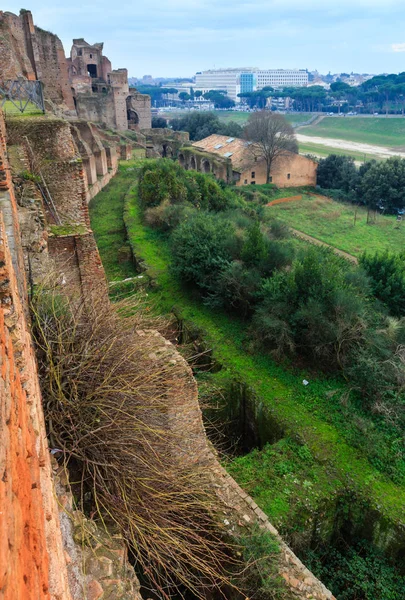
top-left (170, 112), bottom-right (244, 141)
top-left (137, 160), bottom-right (405, 448)
top-left (90, 159), bottom-right (405, 599)
top-left (32, 283), bottom-right (241, 599)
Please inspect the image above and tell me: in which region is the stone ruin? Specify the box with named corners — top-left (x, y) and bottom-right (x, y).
top-left (0, 9), bottom-right (151, 132)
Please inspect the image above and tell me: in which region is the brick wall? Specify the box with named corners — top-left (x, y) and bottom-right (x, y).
top-left (238, 153), bottom-right (317, 187)
top-left (0, 10), bottom-right (75, 112)
top-left (0, 109), bottom-right (72, 600)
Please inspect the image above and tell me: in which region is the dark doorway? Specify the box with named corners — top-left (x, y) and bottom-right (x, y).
top-left (87, 64), bottom-right (97, 78)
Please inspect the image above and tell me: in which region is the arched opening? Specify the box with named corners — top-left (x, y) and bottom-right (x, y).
top-left (162, 144), bottom-right (173, 158)
top-left (126, 96), bottom-right (140, 129)
top-left (202, 160), bottom-right (210, 173)
top-left (87, 64), bottom-right (98, 78)
top-left (178, 153), bottom-right (185, 167)
top-left (190, 156), bottom-right (197, 170)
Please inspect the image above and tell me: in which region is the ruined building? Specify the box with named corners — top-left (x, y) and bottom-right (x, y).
top-left (0, 9), bottom-right (151, 131)
top-left (67, 39), bottom-right (151, 131)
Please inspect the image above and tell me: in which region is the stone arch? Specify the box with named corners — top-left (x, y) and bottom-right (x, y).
top-left (190, 155), bottom-right (197, 170)
top-left (178, 153), bottom-right (186, 167)
top-left (126, 96), bottom-right (140, 129)
top-left (202, 159), bottom-right (211, 173)
top-left (162, 144), bottom-right (173, 158)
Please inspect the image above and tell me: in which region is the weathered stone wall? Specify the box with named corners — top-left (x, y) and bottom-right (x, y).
top-left (75, 92), bottom-right (117, 131)
top-left (0, 10), bottom-right (36, 80)
top-left (127, 90), bottom-right (152, 131)
top-left (0, 10), bottom-right (75, 112)
top-left (0, 110), bottom-right (72, 600)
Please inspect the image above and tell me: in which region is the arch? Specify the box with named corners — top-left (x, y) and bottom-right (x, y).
top-left (190, 155), bottom-right (197, 170)
top-left (178, 153), bottom-right (185, 167)
top-left (202, 159), bottom-right (211, 173)
top-left (162, 144), bottom-right (173, 158)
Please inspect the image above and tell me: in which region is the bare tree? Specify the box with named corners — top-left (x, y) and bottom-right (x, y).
top-left (244, 111), bottom-right (298, 184)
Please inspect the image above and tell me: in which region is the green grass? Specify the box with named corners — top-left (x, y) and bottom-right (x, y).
top-left (267, 193), bottom-right (405, 257)
top-left (300, 116), bottom-right (405, 148)
top-left (88, 161), bottom-right (139, 281)
top-left (1, 100), bottom-right (44, 117)
top-left (89, 162), bottom-right (405, 546)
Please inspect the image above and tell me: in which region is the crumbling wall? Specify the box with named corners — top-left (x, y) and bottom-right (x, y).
top-left (0, 10), bottom-right (75, 112)
top-left (0, 110), bottom-right (72, 600)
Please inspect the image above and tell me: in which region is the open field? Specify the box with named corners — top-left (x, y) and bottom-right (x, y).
top-left (159, 109), bottom-right (311, 127)
top-left (298, 141), bottom-right (383, 163)
top-left (267, 193), bottom-right (405, 256)
top-left (299, 116), bottom-right (405, 148)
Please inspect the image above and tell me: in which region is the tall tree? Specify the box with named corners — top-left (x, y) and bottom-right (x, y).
top-left (244, 112), bottom-right (298, 183)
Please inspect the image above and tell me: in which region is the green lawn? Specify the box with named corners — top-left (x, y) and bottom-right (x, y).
top-left (300, 116), bottom-right (405, 148)
top-left (88, 161), bottom-right (139, 281)
top-left (267, 193), bottom-right (405, 256)
top-left (1, 100), bottom-right (44, 117)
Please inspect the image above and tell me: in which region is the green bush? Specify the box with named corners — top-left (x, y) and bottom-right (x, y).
top-left (306, 542), bottom-right (405, 600)
top-left (360, 250), bottom-right (405, 317)
top-left (170, 212), bottom-right (236, 292)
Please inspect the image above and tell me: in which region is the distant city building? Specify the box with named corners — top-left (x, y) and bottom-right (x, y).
top-left (256, 69), bottom-right (308, 90)
top-left (194, 68), bottom-right (308, 102)
top-left (194, 68), bottom-right (257, 102)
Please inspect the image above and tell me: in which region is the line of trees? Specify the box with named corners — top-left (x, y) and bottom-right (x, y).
top-left (317, 154), bottom-right (405, 215)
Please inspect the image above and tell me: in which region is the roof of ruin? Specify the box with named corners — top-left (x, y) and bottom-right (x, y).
top-left (192, 134), bottom-right (264, 172)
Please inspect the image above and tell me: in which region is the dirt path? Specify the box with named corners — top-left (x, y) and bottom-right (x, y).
top-left (296, 133), bottom-right (405, 159)
top-left (290, 227), bottom-right (358, 264)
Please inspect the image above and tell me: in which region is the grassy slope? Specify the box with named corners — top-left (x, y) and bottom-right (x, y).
top-left (267, 193), bottom-right (405, 257)
top-left (89, 163), bottom-right (405, 536)
top-left (89, 163), bottom-right (139, 280)
top-left (300, 116), bottom-right (405, 148)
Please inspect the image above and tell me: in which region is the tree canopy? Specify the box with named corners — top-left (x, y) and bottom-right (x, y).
top-left (244, 112), bottom-right (298, 183)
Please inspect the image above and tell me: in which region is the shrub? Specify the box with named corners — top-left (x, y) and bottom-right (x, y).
top-left (360, 250), bottom-right (405, 317)
top-left (171, 212), bottom-right (235, 292)
top-left (31, 284), bottom-right (237, 599)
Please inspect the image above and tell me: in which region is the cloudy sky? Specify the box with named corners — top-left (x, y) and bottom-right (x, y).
top-left (4, 0), bottom-right (405, 77)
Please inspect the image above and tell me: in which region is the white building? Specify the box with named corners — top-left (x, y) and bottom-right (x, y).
top-left (194, 68), bottom-right (308, 103)
top-left (194, 68), bottom-right (257, 102)
top-left (256, 69), bottom-right (308, 90)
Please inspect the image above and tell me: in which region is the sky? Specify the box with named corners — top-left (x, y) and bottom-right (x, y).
top-left (4, 1), bottom-right (405, 78)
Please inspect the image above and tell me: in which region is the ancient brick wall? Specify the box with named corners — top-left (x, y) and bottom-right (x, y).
top-left (0, 10), bottom-right (75, 112)
top-left (48, 233), bottom-right (108, 303)
top-left (31, 25), bottom-right (75, 111)
top-left (0, 111), bottom-right (72, 600)
top-left (128, 91), bottom-right (152, 130)
top-left (75, 92), bottom-right (117, 130)
top-left (0, 11), bottom-right (36, 80)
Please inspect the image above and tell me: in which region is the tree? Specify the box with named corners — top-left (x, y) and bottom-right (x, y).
top-left (171, 112), bottom-right (242, 141)
top-left (316, 154), bottom-right (358, 193)
top-left (244, 112), bottom-right (298, 183)
top-left (357, 157), bottom-right (405, 214)
top-left (152, 116), bottom-right (167, 129)
top-left (360, 251), bottom-right (405, 317)
top-left (178, 92), bottom-right (191, 104)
